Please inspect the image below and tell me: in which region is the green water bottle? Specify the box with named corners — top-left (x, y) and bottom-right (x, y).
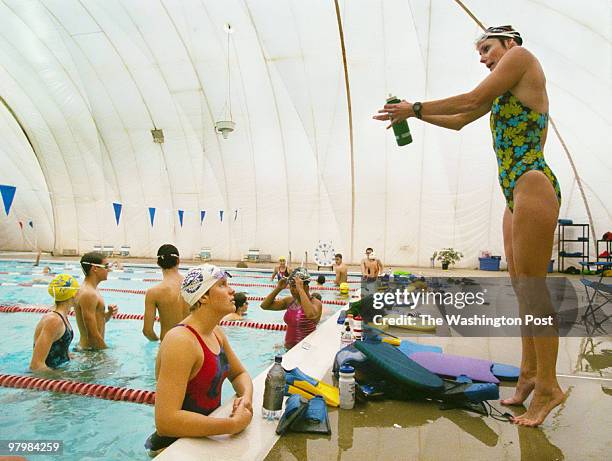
top-left (386, 94), bottom-right (412, 146)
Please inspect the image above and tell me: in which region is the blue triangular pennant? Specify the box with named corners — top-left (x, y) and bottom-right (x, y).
top-left (0, 184), bottom-right (17, 216)
top-left (178, 209), bottom-right (184, 227)
top-left (28, 220), bottom-right (34, 228)
top-left (219, 210), bottom-right (224, 222)
top-left (200, 210), bottom-right (206, 225)
top-left (148, 207), bottom-right (156, 227)
top-left (112, 202), bottom-right (122, 225)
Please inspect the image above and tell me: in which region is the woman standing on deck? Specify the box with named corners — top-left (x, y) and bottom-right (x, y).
top-left (374, 25), bottom-right (564, 427)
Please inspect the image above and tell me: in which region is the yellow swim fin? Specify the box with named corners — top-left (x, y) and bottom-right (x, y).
top-left (284, 368), bottom-right (339, 407)
top-left (381, 337), bottom-right (401, 346)
top-left (286, 384), bottom-right (315, 401)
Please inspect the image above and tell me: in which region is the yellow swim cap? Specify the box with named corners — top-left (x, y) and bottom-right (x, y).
top-left (339, 282), bottom-right (349, 294)
top-left (48, 274), bottom-right (80, 302)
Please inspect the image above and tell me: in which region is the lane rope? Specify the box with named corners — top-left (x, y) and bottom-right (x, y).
top-left (0, 284), bottom-right (349, 306)
top-left (0, 373), bottom-right (155, 405)
top-left (0, 304), bottom-right (288, 331)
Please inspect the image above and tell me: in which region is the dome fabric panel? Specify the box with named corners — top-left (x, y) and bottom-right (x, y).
top-left (0, 0), bottom-right (609, 266)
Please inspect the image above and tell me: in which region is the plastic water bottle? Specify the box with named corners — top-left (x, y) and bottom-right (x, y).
top-left (340, 323), bottom-right (353, 348)
top-left (387, 94), bottom-right (412, 146)
top-left (353, 315), bottom-right (363, 341)
top-left (262, 355), bottom-right (285, 420)
top-left (339, 365), bottom-right (356, 409)
top-left (346, 314), bottom-right (354, 330)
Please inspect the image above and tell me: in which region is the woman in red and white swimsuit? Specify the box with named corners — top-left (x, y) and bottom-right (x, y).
top-left (261, 267), bottom-right (322, 349)
top-left (146, 264), bottom-right (253, 454)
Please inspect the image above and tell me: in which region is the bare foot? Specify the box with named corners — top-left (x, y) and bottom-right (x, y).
top-left (501, 375), bottom-right (535, 406)
top-left (511, 385), bottom-right (565, 427)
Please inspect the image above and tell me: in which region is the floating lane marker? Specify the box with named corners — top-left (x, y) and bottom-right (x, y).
top-left (0, 284), bottom-right (349, 306)
top-left (0, 304), bottom-right (288, 331)
top-left (0, 373), bottom-right (155, 405)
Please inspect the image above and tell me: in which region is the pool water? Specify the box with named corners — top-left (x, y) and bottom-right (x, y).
top-left (0, 317), bottom-right (282, 461)
top-left (0, 260), bottom-right (348, 324)
top-left (0, 313), bottom-right (283, 389)
top-left (0, 387), bottom-right (155, 461)
top-left (0, 259), bottom-right (348, 461)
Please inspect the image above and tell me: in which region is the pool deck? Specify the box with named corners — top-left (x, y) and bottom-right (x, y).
top-left (2, 252), bottom-right (610, 460)
top-left (265, 333), bottom-right (612, 461)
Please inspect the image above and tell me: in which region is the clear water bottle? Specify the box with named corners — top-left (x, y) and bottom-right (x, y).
top-left (339, 365), bottom-right (356, 409)
top-left (262, 355), bottom-right (285, 420)
top-left (387, 94), bottom-right (412, 146)
top-left (340, 323), bottom-right (353, 348)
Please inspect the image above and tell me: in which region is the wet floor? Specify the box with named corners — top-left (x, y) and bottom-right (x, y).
top-left (266, 335), bottom-right (612, 461)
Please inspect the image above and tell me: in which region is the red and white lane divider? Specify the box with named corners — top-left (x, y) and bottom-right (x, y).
top-left (0, 373), bottom-right (155, 405)
top-left (140, 278), bottom-right (358, 292)
top-left (244, 295), bottom-right (347, 306)
top-left (0, 304), bottom-right (288, 331)
top-left (219, 320), bottom-right (286, 331)
top-left (0, 284), bottom-right (348, 306)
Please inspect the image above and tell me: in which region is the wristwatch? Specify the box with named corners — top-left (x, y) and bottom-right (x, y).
top-left (413, 102), bottom-right (423, 119)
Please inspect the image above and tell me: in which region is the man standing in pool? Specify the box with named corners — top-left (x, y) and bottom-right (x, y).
top-left (334, 253), bottom-right (348, 286)
top-left (74, 252), bottom-right (118, 350)
top-left (143, 244), bottom-right (188, 341)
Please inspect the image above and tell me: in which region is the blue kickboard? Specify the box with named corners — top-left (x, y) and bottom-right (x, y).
top-left (491, 363), bottom-right (520, 381)
top-left (398, 339), bottom-right (443, 356)
top-left (354, 340), bottom-right (444, 391)
top-left (465, 383), bottom-right (500, 402)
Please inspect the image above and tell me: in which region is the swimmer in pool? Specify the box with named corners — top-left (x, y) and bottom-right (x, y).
top-left (271, 257), bottom-right (290, 281)
top-left (74, 252), bottom-right (118, 350)
top-left (146, 264), bottom-right (253, 455)
top-left (143, 244), bottom-right (188, 341)
top-left (223, 292), bottom-right (248, 322)
top-left (261, 267), bottom-right (322, 349)
top-left (30, 274), bottom-right (79, 372)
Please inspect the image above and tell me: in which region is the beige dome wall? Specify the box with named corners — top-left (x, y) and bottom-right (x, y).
top-left (0, 0), bottom-right (609, 266)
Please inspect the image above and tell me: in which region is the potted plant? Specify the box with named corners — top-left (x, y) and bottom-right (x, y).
top-left (430, 251), bottom-right (438, 268)
top-left (436, 248), bottom-right (463, 270)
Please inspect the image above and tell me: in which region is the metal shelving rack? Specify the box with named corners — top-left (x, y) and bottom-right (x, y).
top-left (557, 222), bottom-right (589, 272)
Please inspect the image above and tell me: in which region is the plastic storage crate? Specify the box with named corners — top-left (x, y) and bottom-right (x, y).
top-left (479, 256), bottom-right (501, 271)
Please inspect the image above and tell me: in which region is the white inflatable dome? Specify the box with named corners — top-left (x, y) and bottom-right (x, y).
top-left (0, 0), bottom-right (609, 266)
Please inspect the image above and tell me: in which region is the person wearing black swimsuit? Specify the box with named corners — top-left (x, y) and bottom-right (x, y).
top-left (30, 274), bottom-right (79, 372)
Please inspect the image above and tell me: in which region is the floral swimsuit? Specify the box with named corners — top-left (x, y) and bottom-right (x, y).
top-left (490, 91), bottom-right (561, 211)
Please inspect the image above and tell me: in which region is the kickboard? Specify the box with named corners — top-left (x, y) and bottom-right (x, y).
top-left (440, 380), bottom-right (499, 403)
top-left (398, 339), bottom-right (443, 356)
top-left (409, 351), bottom-right (521, 383)
top-left (491, 363), bottom-right (519, 381)
top-left (354, 340), bottom-right (444, 391)
top-left (399, 344), bottom-right (519, 382)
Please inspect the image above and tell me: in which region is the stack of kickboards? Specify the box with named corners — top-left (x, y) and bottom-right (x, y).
top-left (333, 335), bottom-right (519, 415)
